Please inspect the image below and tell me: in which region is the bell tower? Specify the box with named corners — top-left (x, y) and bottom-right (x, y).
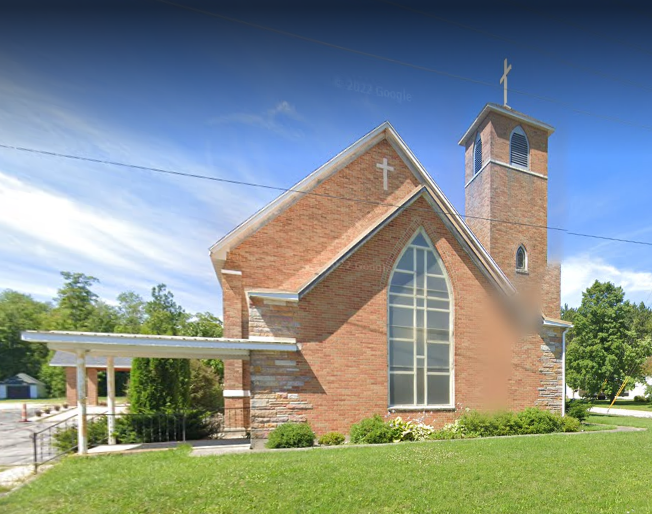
top-left (458, 103), bottom-right (560, 317)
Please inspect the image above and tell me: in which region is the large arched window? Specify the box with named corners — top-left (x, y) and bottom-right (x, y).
top-left (510, 126), bottom-right (529, 169)
top-left (388, 229), bottom-right (452, 407)
top-left (473, 132), bottom-right (483, 174)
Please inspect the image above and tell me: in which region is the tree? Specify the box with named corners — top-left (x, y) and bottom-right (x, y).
top-left (129, 285), bottom-right (191, 413)
top-left (188, 360), bottom-right (223, 411)
top-left (142, 284), bottom-right (188, 336)
top-left (52, 272), bottom-right (99, 330)
top-left (566, 281), bottom-right (652, 400)
top-left (182, 312), bottom-right (224, 381)
top-left (0, 291), bottom-right (51, 380)
top-left (115, 292), bottom-right (145, 334)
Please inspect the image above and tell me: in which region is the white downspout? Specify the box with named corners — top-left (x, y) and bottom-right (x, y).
top-left (562, 328), bottom-right (568, 416)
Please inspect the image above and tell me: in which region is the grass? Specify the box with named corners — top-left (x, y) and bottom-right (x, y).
top-left (591, 399), bottom-right (652, 411)
top-left (0, 415), bottom-right (649, 513)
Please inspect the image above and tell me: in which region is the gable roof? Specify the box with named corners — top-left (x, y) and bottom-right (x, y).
top-left (210, 122), bottom-right (515, 295)
top-left (0, 373), bottom-right (45, 385)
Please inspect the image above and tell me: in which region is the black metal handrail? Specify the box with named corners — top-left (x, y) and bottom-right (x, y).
top-left (31, 406), bottom-right (250, 471)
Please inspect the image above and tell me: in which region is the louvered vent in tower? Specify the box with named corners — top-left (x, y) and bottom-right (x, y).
top-left (474, 134), bottom-right (482, 174)
top-left (510, 126), bottom-right (529, 168)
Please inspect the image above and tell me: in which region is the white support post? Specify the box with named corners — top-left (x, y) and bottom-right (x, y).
top-left (106, 356), bottom-right (116, 445)
top-left (76, 350), bottom-right (88, 455)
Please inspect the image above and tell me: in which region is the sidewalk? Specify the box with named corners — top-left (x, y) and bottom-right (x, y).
top-left (590, 407), bottom-right (652, 419)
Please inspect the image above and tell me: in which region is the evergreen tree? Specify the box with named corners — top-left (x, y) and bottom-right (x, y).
top-left (129, 284), bottom-right (191, 413)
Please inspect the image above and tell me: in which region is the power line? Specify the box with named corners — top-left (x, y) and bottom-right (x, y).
top-left (375, 0), bottom-right (652, 94)
top-left (148, 0), bottom-right (652, 133)
top-left (2, 141), bottom-right (652, 248)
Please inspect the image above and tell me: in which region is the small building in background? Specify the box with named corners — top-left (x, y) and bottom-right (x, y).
top-left (0, 373), bottom-right (47, 399)
top-left (49, 351), bottom-right (132, 405)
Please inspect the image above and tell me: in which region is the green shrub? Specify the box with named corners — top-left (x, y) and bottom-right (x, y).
top-left (388, 416), bottom-right (436, 442)
top-left (266, 423), bottom-right (315, 449)
top-left (318, 432), bottom-right (345, 446)
top-left (634, 395), bottom-right (648, 403)
top-left (453, 408), bottom-right (578, 439)
top-left (516, 407), bottom-right (563, 434)
top-left (561, 415), bottom-right (581, 432)
top-left (349, 415), bottom-right (394, 444)
top-left (53, 417), bottom-right (108, 453)
top-left (565, 399), bottom-right (592, 422)
top-left (114, 410), bottom-right (210, 444)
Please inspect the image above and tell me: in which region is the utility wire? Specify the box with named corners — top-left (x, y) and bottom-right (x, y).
top-left (2, 141), bottom-right (652, 248)
top-left (149, 0), bottom-right (652, 133)
top-left (375, 0), bottom-right (652, 94)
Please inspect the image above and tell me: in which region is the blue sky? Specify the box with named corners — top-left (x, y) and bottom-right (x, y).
top-left (1, 0), bottom-right (651, 315)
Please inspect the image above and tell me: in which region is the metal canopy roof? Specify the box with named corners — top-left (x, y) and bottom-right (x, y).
top-left (22, 331), bottom-right (299, 360)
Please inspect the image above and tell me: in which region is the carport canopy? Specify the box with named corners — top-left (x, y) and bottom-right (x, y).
top-left (22, 330), bottom-right (299, 454)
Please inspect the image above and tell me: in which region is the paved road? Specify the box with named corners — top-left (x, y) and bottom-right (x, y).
top-left (0, 406), bottom-right (67, 466)
top-left (590, 406), bottom-right (652, 419)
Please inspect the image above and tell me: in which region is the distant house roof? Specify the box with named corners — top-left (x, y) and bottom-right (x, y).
top-left (50, 351), bottom-right (133, 369)
top-left (0, 373), bottom-right (45, 385)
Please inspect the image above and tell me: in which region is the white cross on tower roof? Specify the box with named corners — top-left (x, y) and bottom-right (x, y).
top-left (500, 58), bottom-right (512, 107)
top-left (376, 157), bottom-right (394, 191)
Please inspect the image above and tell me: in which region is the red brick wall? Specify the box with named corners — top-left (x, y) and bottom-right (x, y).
top-left (246, 196), bottom-right (562, 436)
top-left (464, 112), bottom-right (560, 319)
top-left (223, 133), bottom-right (563, 437)
top-left (65, 367), bottom-right (99, 406)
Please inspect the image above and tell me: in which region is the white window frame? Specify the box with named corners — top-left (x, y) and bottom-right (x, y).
top-left (509, 125), bottom-right (530, 170)
top-left (387, 228), bottom-right (455, 410)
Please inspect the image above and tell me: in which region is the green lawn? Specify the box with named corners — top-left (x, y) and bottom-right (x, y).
top-left (592, 399), bottom-right (652, 411)
top-left (0, 415), bottom-right (648, 513)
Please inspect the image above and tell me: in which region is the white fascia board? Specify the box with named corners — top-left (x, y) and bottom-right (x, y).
top-left (208, 122), bottom-right (393, 262)
top-left (298, 187), bottom-right (425, 298)
top-left (247, 291), bottom-right (299, 302)
top-left (21, 331), bottom-right (299, 358)
top-left (458, 103), bottom-right (555, 146)
top-left (386, 128), bottom-right (515, 295)
top-left (542, 318), bottom-right (573, 328)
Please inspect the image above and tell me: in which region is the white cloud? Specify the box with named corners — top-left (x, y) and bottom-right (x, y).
top-left (562, 254), bottom-right (652, 307)
top-left (210, 101), bottom-right (304, 138)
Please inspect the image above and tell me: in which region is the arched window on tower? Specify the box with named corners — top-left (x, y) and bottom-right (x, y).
top-left (388, 229), bottom-right (452, 407)
top-left (474, 132), bottom-right (483, 174)
top-left (516, 245), bottom-right (527, 272)
top-left (510, 126), bottom-right (529, 169)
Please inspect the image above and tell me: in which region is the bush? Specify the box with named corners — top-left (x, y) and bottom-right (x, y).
top-left (561, 415), bottom-right (581, 432)
top-left (454, 408), bottom-right (579, 438)
top-left (634, 395), bottom-right (648, 403)
top-left (318, 432), bottom-right (345, 446)
top-left (266, 423), bottom-right (315, 449)
top-left (388, 416), bottom-right (436, 442)
top-left (43, 407), bottom-right (51, 415)
top-left (114, 410), bottom-right (210, 444)
top-left (53, 417), bottom-right (108, 453)
top-left (565, 399), bottom-right (592, 422)
top-left (350, 415), bottom-right (394, 444)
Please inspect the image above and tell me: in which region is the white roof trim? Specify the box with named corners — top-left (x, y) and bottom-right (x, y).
top-left (209, 120), bottom-right (515, 295)
top-left (247, 291), bottom-right (299, 302)
top-left (542, 317), bottom-right (573, 328)
top-left (22, 331), bottom-right (298, 360)
top-left (209, 122), bottom-right (392, 265)
top-left (458, 103), bottom-right (555, 146)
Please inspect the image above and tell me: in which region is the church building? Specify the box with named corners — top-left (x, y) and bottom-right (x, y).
top-left (210, 103), bottom-right (571, 441)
